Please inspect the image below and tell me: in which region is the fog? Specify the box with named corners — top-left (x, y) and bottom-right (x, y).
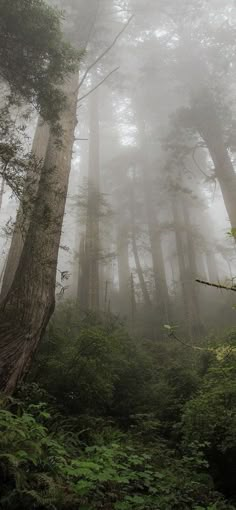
top-left (1, 0), bottom-right (236, 340)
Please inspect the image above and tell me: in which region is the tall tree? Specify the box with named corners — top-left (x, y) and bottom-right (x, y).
top-left (84, 89), bottom-right (101, 311)
top-left (0, 0), bottom-right (99, 393)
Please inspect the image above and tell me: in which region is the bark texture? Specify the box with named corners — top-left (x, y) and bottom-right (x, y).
top-left (0, 74), bottom-right (78, 393)
top-left (0, 0), bottom-right (99, 393)
top-left (0, 119), bottom-right (50, 300)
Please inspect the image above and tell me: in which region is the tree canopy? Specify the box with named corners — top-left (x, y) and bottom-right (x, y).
top-left (0, 0), bottom-right (79, 126)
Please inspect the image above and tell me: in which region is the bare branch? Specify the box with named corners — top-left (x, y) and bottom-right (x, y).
top-left (76, 15), bottom-right (134, 93)
top-left (78, 66), bottom-right (120, 103)
top-left (196, 278), bottom-right (236, 292)
top-left (192, 146), bottom-right (213, 179)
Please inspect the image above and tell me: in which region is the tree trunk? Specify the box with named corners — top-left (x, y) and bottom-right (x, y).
top-left (85, 89), bottom-right (100, 311)
top-left (140, 156), bottom-right (169, 319)
top-left (0, 177), bottom-right (4, 211)
top-left (191, 88), bottom-right (236, 231)
top-left (77, 233), bottom-right (89, 309)
top-left (130, 272), bottom-right (137, 328)
top-left (0, 73), bottom-right (78, 393)
top-left (182, 197), bottom-right (205, 335)
top-left (0, 119), bottom-right (50, 300)
top-left (0, 0), bottom-right (99, 393)
top-left (117, 221), bottom-right (130, 314)
top-left (205, 250), bottom-right (219, 282)
top-left (172, 198), bottom-right (193, 339)
top-left (129, 180), bottom-right (152, 308)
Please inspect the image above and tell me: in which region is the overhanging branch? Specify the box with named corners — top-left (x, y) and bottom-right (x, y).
top-left (196, 278), bottom-right (236, 292)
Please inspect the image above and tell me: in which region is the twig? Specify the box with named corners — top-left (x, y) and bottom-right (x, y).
top-left (76, 15), bottom-right (134, 93)
top-left (196, 278), bottom-right (236, 292)
top-left (78, 66), bottom-right (119, 103)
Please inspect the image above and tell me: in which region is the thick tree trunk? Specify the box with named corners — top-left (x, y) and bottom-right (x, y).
top-left (0, 119), bottom-right (50, 300)
top-left (192, 88), bottom-right (236, 231)
top-left (0, 74), bottom-right (78, 393)
top-left (0, 0), bottom-right (99, 393)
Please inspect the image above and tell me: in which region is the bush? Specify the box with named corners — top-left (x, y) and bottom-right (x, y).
top-left (0, 400), bottom-right (231, 510)
top-left (182, 335), bottom-right (236, 498)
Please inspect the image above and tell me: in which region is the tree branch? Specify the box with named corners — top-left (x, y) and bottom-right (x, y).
top-left (196, 278), bottom-right (236, 292)
top-left (78, 66), bottom-right (119, 103)
top-left (76, 14), bottom-right (134, 94)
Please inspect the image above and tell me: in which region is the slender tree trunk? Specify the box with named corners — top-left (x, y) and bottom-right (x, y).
top-left (141, 165), bottom-right (169, 320)
top-left (135, 113), bottom-right (169, 320)
top-left (0, 73), bottom-right (78, 393)
top-left (130, 272), bottom-right (136, 328)
top-left (205, 250), bottom-right (219, 282)
top-left (0, 119), bottom-right (50, 300)
top-left (182, 197), bottom-right (205, 335)
top-left (197, 254), bottom-right (208, 281)
top-left (191, 88), bottom-right (236, 231)
top-left (172, 198), bottom-right (193, 339)
top-left (129, 180), bottom-right (152, 308)
top-left (117, 221), bottom-right (130, 313)
top-left (77, 233), bottom-right (89, 308)
top-left (0, 177), bottom-right (4, 211)
top-left (85, 89), bottom-right (100, 311)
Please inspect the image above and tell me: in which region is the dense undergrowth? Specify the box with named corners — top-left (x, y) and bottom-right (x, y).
top-left (0, 303), bottom-right (236, 509)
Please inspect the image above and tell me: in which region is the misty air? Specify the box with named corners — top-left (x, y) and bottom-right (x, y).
top-left (0, 0), bottom-right (236, 508)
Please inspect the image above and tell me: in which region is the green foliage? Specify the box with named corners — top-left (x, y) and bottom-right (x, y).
top-left (0, 0), bottom-right (80, 199)
top-left (30, 304), bottom-right (199, 430)
top-left (31, 305), bottom-right (139, 416)
top-left (0, 400), bottom-right (230, 510)
top-left (0, 0), bottom-right (79, 128)
top-left (1, 306), bottom-right (235, 509)
top-left (0, 99), bottom-right (42, 199)
top-left (182, 331), bottom-right (236, 498)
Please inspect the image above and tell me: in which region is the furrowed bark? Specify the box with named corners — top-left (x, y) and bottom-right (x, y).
top-left (0, 0), bottom-right (99, 393)
top-left (0, 119), bottom-right (50, 300)
top-left (0, 73), bottom-right (78, 393)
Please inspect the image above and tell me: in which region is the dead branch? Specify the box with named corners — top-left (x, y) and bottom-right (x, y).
top-left (76, 14), bottom-right (134, 94)
top-left (196, 278), bottom-right (236, 292)
top-left (78, 66), bottom-right (119, 103)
